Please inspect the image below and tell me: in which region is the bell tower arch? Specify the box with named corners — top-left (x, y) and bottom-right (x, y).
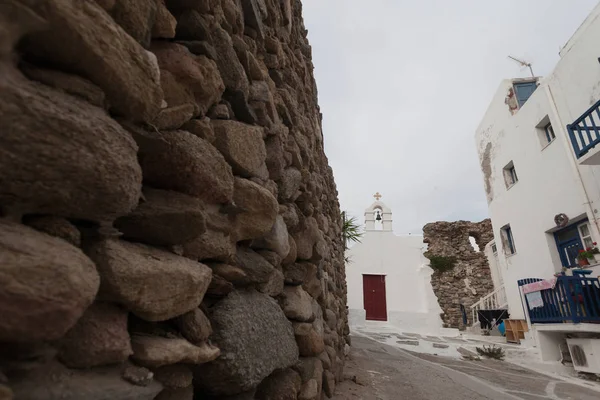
top-left (364, 192), bottom-right (393, 232)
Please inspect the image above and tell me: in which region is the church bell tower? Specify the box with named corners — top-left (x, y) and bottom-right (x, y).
top-left (364, 192), bottom-right (393, 232)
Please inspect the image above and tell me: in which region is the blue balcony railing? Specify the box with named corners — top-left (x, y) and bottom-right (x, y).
top-left (518, 276), bottom-right (600, 324)
top-left (567, 99), bottom-right (600, 159)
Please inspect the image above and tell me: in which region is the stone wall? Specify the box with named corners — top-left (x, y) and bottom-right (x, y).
top-left (0, 1), bottom-right (349, 399)
top-left (422, 220), bottom-right (495, 329)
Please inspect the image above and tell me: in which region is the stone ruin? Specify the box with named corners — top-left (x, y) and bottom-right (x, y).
top-left (0, 1), bottom-right (349, 399)
top-left (422, 220), bottom-right (495, 329)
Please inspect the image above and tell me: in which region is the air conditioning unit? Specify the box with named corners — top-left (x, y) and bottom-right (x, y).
top-left (566, 338), bottom-right (600, 374)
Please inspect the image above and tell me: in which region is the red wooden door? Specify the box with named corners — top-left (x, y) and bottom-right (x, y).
top-left (362, 275), bottom-right (387, 321)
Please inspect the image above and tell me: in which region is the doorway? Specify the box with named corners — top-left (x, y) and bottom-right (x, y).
top-left (554, 223), bottom-right (584, 268)
top-left (362, 274), bottom-right (387, 321)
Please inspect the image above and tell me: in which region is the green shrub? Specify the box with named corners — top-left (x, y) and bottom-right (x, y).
top-left (425, 253), bottom-right (457, 273)
top-left (476, 345), bottom-right (505, 360)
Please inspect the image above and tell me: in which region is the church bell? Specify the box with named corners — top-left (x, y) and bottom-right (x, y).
top-left (375, 210), bottom-right (382, 221)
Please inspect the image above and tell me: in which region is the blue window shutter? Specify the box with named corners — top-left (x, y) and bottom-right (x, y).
top-left (514, 82), bottom-right (537, 107)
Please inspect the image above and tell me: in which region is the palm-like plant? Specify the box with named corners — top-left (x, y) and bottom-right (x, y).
top-left (342, 212), bottom-right (363, 263)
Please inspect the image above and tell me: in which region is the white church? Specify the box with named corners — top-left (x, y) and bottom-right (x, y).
top-left (346, 193), bottom-right (444, 333)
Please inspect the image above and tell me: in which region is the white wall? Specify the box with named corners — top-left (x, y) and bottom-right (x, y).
top-left (474, 3), bottom-right (600, 320)
top-left (346, 230), bottom-right (444, 332)
top-left (484, 241), bottom-right (502, 289)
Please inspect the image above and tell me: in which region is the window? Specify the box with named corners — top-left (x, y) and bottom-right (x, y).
top-left (544, 123), bottom-right (556, 144)
top-left (513, 81), bottom-right (537, 107)
top-left (536, 117), bottom-right (556, 148)
top-left (491, 243), bottom-right (498, 254)
top-left (578, 222), bottom-right (594, 249)
top-left (501, 225), bottom-right (516, 255)
top-left (503, 161), bottom-right (518, 189)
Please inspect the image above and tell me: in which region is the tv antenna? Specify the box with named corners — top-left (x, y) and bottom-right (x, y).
top-left (508, 55), bottom-right (535, 78)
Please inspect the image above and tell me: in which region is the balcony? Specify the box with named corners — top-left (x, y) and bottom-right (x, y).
top-left (519, 275), bottom-right (600, 324)
top-left (567, 99), bottom-right (600, 164)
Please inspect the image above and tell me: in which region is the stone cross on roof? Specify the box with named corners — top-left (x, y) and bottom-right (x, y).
top-left (373, 192), bottom-right (382, 201)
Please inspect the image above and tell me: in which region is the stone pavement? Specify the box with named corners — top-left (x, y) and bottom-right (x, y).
top-left (333, 335), bottom-right (600, 400)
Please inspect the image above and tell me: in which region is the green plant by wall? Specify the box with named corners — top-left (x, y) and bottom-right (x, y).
top-left (342, 211), bottom-right (363, 264)
top-left (424, 252), bottom-right (457, 273)
top-left (476, 345), bottom-right (505, 360)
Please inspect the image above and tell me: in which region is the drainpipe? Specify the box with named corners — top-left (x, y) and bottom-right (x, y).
top-left (546, 84), bottom-right (600, 237)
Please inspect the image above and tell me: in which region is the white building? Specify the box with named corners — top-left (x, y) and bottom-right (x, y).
top-left (345, 194), bottom-right (444, 334)
top-left (475, 3), bottom-right (600, 367)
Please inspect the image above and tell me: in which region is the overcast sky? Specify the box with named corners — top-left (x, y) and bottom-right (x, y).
top-left (303, 0), bottom-right (599, 234)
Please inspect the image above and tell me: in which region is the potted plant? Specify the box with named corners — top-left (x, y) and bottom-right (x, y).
top-left (577, 243), bottom-right (599, 266)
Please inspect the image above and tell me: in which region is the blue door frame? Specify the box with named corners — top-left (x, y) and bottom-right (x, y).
top-left (554, 222), bottom-right (585, 268)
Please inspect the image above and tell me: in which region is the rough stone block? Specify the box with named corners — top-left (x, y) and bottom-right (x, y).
top-left (206, 275), bottom-right (235, 297)
top-left (280, 286), bottom-right (314, 322)
top-left (0, 221), bottom-right (99, 342)
top-left (211, 120), bottom-right (268, 179)
top-left (23, 215), bottom-right (81, 247)
top-left (8, 361), bottom-right (162, 400)
top-left (233, 178), bottom-right (278, 241)
top-left (131, 128), bottom-right (234, 204)
top-left (257, 268), bottom-right (285, 297)
top-left (111, 0), bottom-right (157, 47)
top-left (22, 0), bottom-right (163, 123)
top-left (298, 379), bottom-right (318, 400)
top-left (293, 300), bottom-right (325, 357)
top-left (21, 64), bottom-right (106, 107)
top-left (115, 187), bottom-right (207, 247)
top-left (194, 290), bottom-right (298, 395)
top-left (292, 217), bottom-right (322, 261)
top-left (152, 365), bottom-right (193, 389)
top-left (165, 0), bottom-right (210, 13)
top-left (0, 66), bottom-right (142, 222)
top-left (155, 385), bottom-right (194, 400)
top-left (0, 0), bottom-right (46, 58)
top-left (173, 308), bottom-right (212, 344)
top-left (87, 239), bottom-right (212, 321)
top-left (282, 262), bottom-right (308, 286)
top-left (174, 9), bottom-right (211, 40)
top-left (252, 215), bottom-right (291, 258)
top-left (241, 0), bottom-right (264, 39)
top-left (322, 370), bottom-right (335, 398)
top-left (131, 335), bottom-right (220, 368)
top-left (255, 368), bottom-right (301, 400)
top-left (152, 0), bottom-right (177, 39)
top-left (152, 104), bottom-right (196, 130)
top-left (183, 229), bottom-right (236, 262)
top-left (152, 42), bottom-right (224, 116)
top-left (58, 302), bottom-right (132, 368)
top-left (182, 117), bottom-right (216, 143)
top-left (302, 263), bottom-right (322, 299)
top-left (235, 247), bottom-right (275, 284)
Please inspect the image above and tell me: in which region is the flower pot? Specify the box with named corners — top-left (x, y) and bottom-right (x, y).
top-left (578, 258), bottom-right (590, 267)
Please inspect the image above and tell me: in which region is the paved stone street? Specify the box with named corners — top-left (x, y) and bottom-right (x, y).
top-left (334, 335), bottom-right (600, 400)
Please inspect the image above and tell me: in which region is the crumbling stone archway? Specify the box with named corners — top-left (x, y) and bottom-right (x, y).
top-left (422, 220), bottom-right (495, 329)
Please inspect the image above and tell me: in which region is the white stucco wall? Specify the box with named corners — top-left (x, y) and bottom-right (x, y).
top-left (474, 3), bottom-right (600, 320)
top-left (346, 230), bottom-right (444, 333)
top-left (484, 241), bottom-right (503, 289)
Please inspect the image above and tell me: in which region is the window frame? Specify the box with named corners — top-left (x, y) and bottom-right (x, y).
top-left (544, 123), bottom-right (556, 144)
top-left (513, 81), bottom-right (538, 108)
top-left (578, 222), bottom-right (594, 249)
top-left (501, 225), bottom-right (516, 256)
top-left (503, 161), bottom-right (519, 189)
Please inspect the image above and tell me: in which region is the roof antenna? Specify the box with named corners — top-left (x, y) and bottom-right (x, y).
top-left (508, 55), bottom-right (535, 78)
